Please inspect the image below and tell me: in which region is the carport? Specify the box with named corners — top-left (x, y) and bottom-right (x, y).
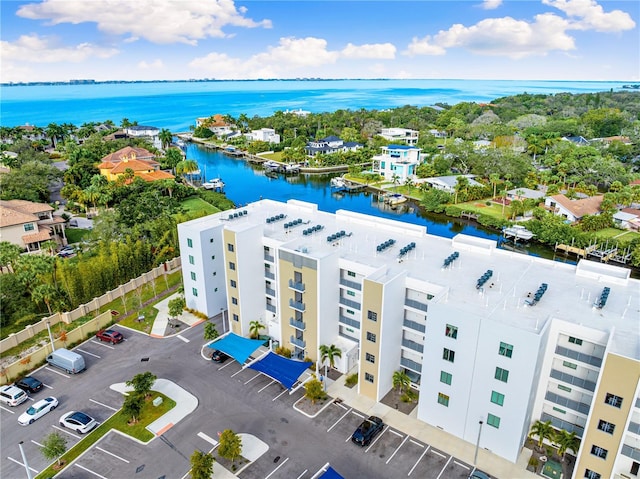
top-left (311, 464), bottom-right (345, 479)
top-left (247, 351), bottom-right (311, 389)
top-left (208, 333), bottom-right (265, 363)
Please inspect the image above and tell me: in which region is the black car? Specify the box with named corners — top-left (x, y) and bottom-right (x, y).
top-left (14, 376), bottom-right (44, 393)
top-left (351, 416), bottom-right (385, 446)
top-left (211, 350), bottom-right (230, 363)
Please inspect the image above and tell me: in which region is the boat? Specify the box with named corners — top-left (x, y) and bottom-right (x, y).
top-left (503, 225), bottom-right (535, 241)
top-left (330, 176), bottom-right (348, 193)
top-left (384, 193), bottom-right (408, 206)
top-left (284, 163), bottom-right (301, 174)
top-left (202, 178), bottom-right (225, 191)
top-left (263, 160), bottom-right (280, 171)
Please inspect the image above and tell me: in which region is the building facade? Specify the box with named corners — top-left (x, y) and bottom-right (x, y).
top-left (371, 145), bottom-right (422, 182)
top-left (379, 128), bottom-right (419, 146)
top-left (178, 199), bottom-right (640, 478)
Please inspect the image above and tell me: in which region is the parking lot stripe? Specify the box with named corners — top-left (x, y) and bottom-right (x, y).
top-left (365, 425), bottom-right (387, 452)
top-left (76, 348), bottom-right (101, 359)
top-left (43, 383), bottom-right (53, 389)
top-left (431, 449), bottom-right (446, 458)
top-left (31, 440), bottom-right (43, 447)
top-left (409, 439), bottom-right (424, 447)
top-left (327, 406), bottom-right (352, 432)
top-left (197, 431), bottom-right (218, 446)
top-left (408, 445), bottom-right (430, 476)
top-left (97, 446), bottom-right (130, 463)
top-left (388, 428), bottom-right (403, 437)
top-left (75, 463), bottom-right (108, 478)
top-left (352, 411), bottom-right (365, 419)
top-left (90, 398), bottom-right (118, 411)
top-left (91, 340), bottom-right (115, 349)
top-left (258, 380), bottom-right (276, 392)
top-left (45, 367), bottom-right (70, 378)
top-left (386, 434), bottom-right (409, 464)
top-left (454, 460), bottom-right (470, 470)
top-left (244, 373), bottom-right (261, 385)
top-left (0, 405), bottom-right (15, 414)
top-left (436, 455), bottom-right (453, 479)
top-left (52, 424), bottom-right (80, 439)
top-left (177, 334), bottom-right (190, 343)
top-left (7, 456), bottom-right (39, 473)
top-left (296, 469), bottom-right (308, 479)
top-left (218, 361), bottom-right (235, 370)
top-left (272, 389), bottom-right (288, 401)
top-left (264, 457), bottom-right (289, 479)
top-left (231, 368), bottom-right (244, 377)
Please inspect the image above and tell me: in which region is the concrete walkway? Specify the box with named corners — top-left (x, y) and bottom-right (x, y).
top-left (150, 292), bottom-right (205, 337)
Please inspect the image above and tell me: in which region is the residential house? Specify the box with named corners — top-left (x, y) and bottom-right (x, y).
top-left (544, 194), bottom-right (604, 222)
top-left (196, 114), bottom-right (235, 137)
top-left (613, 208), bottom-right (640, 231)
top-left (505, 188), bottom-right (546, 202)
top-left (304, 136), bottom-right (362, 157)
top-left (124, 125), bottom-right (161, 149)
top-left (283, 108), bottom-right (310, 117)
top-left (423, 174), bottom-right (482, 193)
top-left (562, 136), bottom-right (590, 146)
top-left (245, 128), bottom-right (281, 144)
top-left (379, 128), bottom-right (419, 146)
top-left (428, 129), bottom-right (447, 139)
top-left (371, 145), bottom-right (422, 183)
top-left (591, 135), bottom-right (632, 145)
top-left (97, 146), bottom-right (174, 182)
top-left (0, 200), bottom-right (67, 252)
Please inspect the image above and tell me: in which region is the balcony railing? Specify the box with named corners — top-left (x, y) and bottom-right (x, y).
top-left (540, 412), bottom-right (584, 437)
top-left (628, 421), bottom-right (640, 436)
top-left (289, 299), bottom-right (306, 312)
top-left (265, 271), bottom-right (275, 280)
top-left (290, 336), bottom-right (306, 348)
top-left (264, 253), bottom-right (275, 262)
top-left (339, 297), bottom-right (361, 310)
top-left (550, 369), bottom-right (596, 392)
top-left (402, 338), bottom-right (424, 353)
top-left (289, 318), bottom-right (306, 330)
top-left (622, 444), bottom-right (640, 461)
top-left (403, 318), bottom-right (426, 333)
top-left (339, 315), bottom-right (360, 329)
top-left (400, 356), bottom-right (422, 373)
top-left (339, 278), bottom-right (362, 291)
top-left (266, 304), bottom-right (276, 313)
top-left (288, 279), bottom-right (305, 292)
top-left (545, 391), bottom-right (590, 415)
top-left (555, 345), bottom-right (602, 367)
top-left (338, 330), bottom-right (359, 342)
top-left (404, 298), bottom-right (428, 312)
top-left (265, 287), bottom-right (276, 297)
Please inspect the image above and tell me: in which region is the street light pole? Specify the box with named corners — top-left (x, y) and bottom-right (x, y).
top-left (45, 320), bottom-right (55, 352)
top-left (18, 441), bottom-right (33, 479)
top-left (474, 420), bottom-right (484, 466)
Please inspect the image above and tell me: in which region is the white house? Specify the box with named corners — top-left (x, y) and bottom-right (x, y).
top-left (371, 145), bottom-right (422, 183)
top-left (544, 194), bottom-right (604, 223)
top-left (423, 175), bottom-right (482, 193)
top-left (245, 128), bottom-right (281, 144)
top-left (428, 129), bottom-right (447, 139)
top-left (379, 128), bottom-right (419, 146)
top-left (304, 136), bottom-right (362, 157)
top-left (125, 125), bottom-right (161, 149)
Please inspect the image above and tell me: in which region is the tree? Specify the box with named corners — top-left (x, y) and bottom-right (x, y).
top-left (319, 344), bottom-right (342, 377)
top-left (453, 175), bottom-right (469, 204)
top-left (162, 148), bottom-right (183, 174)
top-left (204, 322), bottom-right (219, 341)
top-left (159, 129), bottom-right (173, 150)
top-left (168, 297), bottom-right (186, 323)
top-left (218, 429), bottom-right (242, 464)
top-left (176, 159), bottom-right (199, 179)
top-left (126, 371), bottom-right (157, 399)
top-left (41, 431), bottom-right (67, 467)
top-left (392, 370), bottom-right (410, 394)
top-left (553, 429), bottom-right (580, 462)
top-left (489, 173), bottom-right (501, 200)
top-left (529, 420), bottom-right (554, 451)
top-left (190, 450), bottom-right (215, 479)
top-left (0, 241), bottom-right (21, 272)
top-left (122, 392), bottom-right (144, 424)
top-left (304, 375), bottom-right (327, 404)
top-left (249, 320), bottom-right (265, 339)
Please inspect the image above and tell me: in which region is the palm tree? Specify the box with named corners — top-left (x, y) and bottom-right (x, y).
top-left (159, 128), bottom-right (173, 150)
top-left (319, 344), bottom-right (342, 376)
top-left (529, 420), bottom-right (554, 451)
top-left (553, 429), bottom-right (580, 462)
top-left (489, 173), bottom-right (500, 199)
top-left (392, 370), bottom-right (410, 394)
top-left (249, 320), bottom-right (265, 339)
top-left (176, 159), bottom-right (199, 180)
top-left (453, 175), bottom-right (469, 204)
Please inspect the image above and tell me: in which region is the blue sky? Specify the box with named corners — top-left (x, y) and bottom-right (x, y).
top-left (1, 0), bottom-right (638, 83)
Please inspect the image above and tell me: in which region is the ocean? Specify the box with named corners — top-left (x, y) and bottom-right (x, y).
top-left (0, 79), bottom-right (628, 131)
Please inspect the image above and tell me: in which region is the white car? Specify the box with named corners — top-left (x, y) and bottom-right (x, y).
top-left (18, 397), bottom-right (58, 425)
top-left (59, 411), bottom-right (98, 434)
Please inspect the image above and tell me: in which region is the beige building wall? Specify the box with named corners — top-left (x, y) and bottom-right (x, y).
top-left (1, 222), bottom-right (35, 247)
top-left (222, 229), bottom-right (241, 336)
top-left (360, 279), bottom-right (383, 401)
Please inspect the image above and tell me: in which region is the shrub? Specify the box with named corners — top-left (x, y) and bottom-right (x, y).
top-left (401, 390), bottom-right (418, 403)
top-left (304, 375), bottom-right (327, 404)
top-left (275, 346), bottom-right (292, 358)
top-left (345, 373), bottom-right (358, 387)
top-left (444, 206), bottom-right (463, 217)
top-left (528, 457), bottom-right (539, 469)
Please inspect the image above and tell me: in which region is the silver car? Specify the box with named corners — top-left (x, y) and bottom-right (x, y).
top-left (18, 397), bottom-right (58, 425)
top-left (59, 411), bottom-right (98, 434)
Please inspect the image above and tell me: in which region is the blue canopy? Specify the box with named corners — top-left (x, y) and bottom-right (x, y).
top-left (208, 333), bottom-right (265, 364)
top-left (319, 466), bottom-right (344, 479)
top-left (247, 351), bottom-right (311, 389)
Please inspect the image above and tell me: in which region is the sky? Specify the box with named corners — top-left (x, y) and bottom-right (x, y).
top-left (1, 0), bottom-right (638, 83)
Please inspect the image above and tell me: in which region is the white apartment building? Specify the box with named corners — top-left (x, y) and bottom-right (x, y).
top-left (245, 128), bottom-right (281, 144)
top-left (379, 128), bottom-right (419, 146)
top-left (371, 145), bottom-right (422, 183)
top-left (178, 199), bottom-right (640, 479)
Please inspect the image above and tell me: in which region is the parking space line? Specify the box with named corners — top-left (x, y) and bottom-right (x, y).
top-left (31, 439), bottom-right (43, 447)
top-left (0, 405), bottom-right (15, 414)
top-left (335, 402), bottom-right (349, 411)
top-left (90, 398), bottom-right (118, 411)
top-left (431, 449), bottom-right (446, 458)
top-left (231, 368), bottom-right (244, 377)
top-left (327, 406), bottom-right (352, 432)
top-left (176, 334), bottom-right (189, 343)
top-left (272, 389), bottom-right (288, 402)
top-left (52, 424), bottom-right (80, 439)
top-left (27, 396), bottom-right (35, 401)
top-left (97, 446), bottom-right (130, 463)
top-left (388, 428), bottom-right (403, 437)
top-left (43, 383), bottom-right (53, 389)
top-left (365, 425), bottom-right (387, 452)
top-left (265, 456), bottom-right (289, 479)
top-left (7, 456), bottom-right (39, 473)
top-left (258, 380), bottom-right (276, 392)
top-left (435, 455), bottom-right (453, 479)
top-left (45, 367), bottom-right (70, 378)
top-left (296, 469), bottom-right (308, 479)
top-left (76, 348), bottom-right (101, 359)
top-left (409, 439), bottom-right (424, 447)
top-left (244, 373), bottom-right (262, 385)
top-left (386, 434), bottom-right (409, 464)
top-left (454, 460), bottom-right (470, 470)
top-left (197, 431), bottom-right (218, 446)
top-left (352, 411), bottom-right (365, 419)
top-left (408, 445), bottom-right (430, 476)
top-left (218, 361), bottom-right (235, 370)
top-left (75, 463), bottom-right (108, 478)
top-left (91, 340), bottom-right (115, 349)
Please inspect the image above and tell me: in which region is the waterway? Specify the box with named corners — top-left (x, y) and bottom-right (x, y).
top-left (186, 143), bottom-right (576, 265)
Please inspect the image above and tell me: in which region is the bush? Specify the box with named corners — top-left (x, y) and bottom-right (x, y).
top-left (528, 457), bottom-right (539, 469)
top-left (345, 373), bottom-right (358, 387)
top-left (275, 346), bottom-right (292, 358)
top-left (400, 390), bottom-right (418, 403)
top-left (444, 206), bottom-right (463, 217)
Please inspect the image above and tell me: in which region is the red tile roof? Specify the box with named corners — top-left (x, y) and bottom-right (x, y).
top-left (550, 194), bottom-right (604, 219)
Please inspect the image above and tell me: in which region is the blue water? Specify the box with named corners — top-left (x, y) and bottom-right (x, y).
top-left (0, 79), bottom-right (628, 130)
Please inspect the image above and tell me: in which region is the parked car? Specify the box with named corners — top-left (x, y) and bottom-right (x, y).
top-left (469, 472), bottom-right (491, 479)
top-left (46, 348), bottom-right (86, 374)
top-left (96, 329), bottom-right (124, 344)
top-left (0, 385), bottom-right (29, 407)
top-left (351, 416), bottom-right (385, 446)
top-left (211, 350), bottom-right (230, 363)
top-left (59, 411), bottom-right (98, 434)
top-left (18, 397), bottom-right (58, 425)
top-left (14, 376), bottom-right (44, 393)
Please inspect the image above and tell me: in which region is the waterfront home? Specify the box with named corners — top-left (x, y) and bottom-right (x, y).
top-left (97, 146), bottom-right (174, 182)
top-left (422, 174), bottom-right (482, 193)
top-left (378, 128), bottom-right (419, 146)
top-left (544, 193), bottom-right (604, 222)
top-left (0, 200), bottom-right (67, 252)
top-left (371, 144), bottom-right (422, 183)
top-left (282, 108), bottom-right (310, 117)
top-left (613, 208), bottom-right (640, 231)
top-left (124, 125), bottom-right (161, 149)
top-left (196, 114), bottom-right (235, 137)
top-left (245, 128), bottom-right (281, 144)
top-left (304, 136), bottom-right (362, 157)
top-left (428, 129), bottom-right (447, 138)
top-left (505, 188), bottom-right (546, 202)
top-left (562, 135), bottom-right (590, 146)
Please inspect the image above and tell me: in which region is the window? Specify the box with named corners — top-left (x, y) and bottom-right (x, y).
top-left (211, 255), bottom-right (215, 260)
top-left (499, 342), bottom-right (513, 358)
top-left (440, 371), bottom-right (452, 385)
top-left (210, 238), bottom-right (214, 243)
top-left (192, 288), bottom-right (198, 297)
top-left (347, 290), bottom-right (355, 297)
top-left (597, 420), bottom-right (615, 434)
top-left (229, 262), bottom-right (236, 271)
top-left (365, 353), bottom-right (375, 364)
top-left (230, 279), bottom-right (236, 288)
top-left (553, 407), bottom-right (566, 414)
top-left (584, 470), bottom-right (601, 479)
top-left (495, 367), bottom-right (509, 383)
top-left (365, 373), bottom-right (374, 383)
top-left (563, 360), bottom-right (577, 370)
top-left (347, 271), bottom-right (356, 277)
top-left (443, 348), bottom-right (455, 363)
top-left (187, 238), bottom-right (193, 248)
top-left (188, 255), bottom-right (195, 265)
top-left (367, 310), bottom-right (377, 322)
top-left (227, 243), bottom-right (234, 252)
top-left (437, 393), bottom-right (449, 407)
top-left (346, 309), bottom-right (354, 315)
top-left (445, 324), bottom-right (458, 339)
top-left (487, 413), bottom-right (501, 429)
top-left (23, 223), bottom-right (35, 232)
top-left (212, 271), bottom-right (216, 276)
top-left (590, 445), bottom-right (607, 459)
top-left (366, 332), bottom-right (376, 343)
top-left (231, 297), bottom-right (238, 305)
top-left (605, 393), bottom-right (623, 408)
top-left (190, 272), bottom-right (196, 281)
top-left (558, 384), bottom-right (572, 393)
top-left (568, 336), bottom-right (583, 346)
top-left (490, 391), bottom-right (505, 406)
top-left (232, 314), bottom-right (239, 322)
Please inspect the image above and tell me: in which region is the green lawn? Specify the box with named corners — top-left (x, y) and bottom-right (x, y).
top-left (36, 392), bottom-right (175, 478)
top-left (593, 228), bottom-right (640, 242)
top-left (180, 197), bottom-right (220, 215)
top-left (65, 228), bottom-right (91, 244)
top-left (257, 151), bottom-right (283, 161)
top-left (457, 200), bottom-right (512, 220)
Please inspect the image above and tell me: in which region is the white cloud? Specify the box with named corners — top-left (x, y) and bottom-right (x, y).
top-left (480, 0), bottom-right (503, 10)
top-left (543, 0), bottom-right (635, 32)
top-left (405, 36), bottom-right (447, 56)
top-left (1, 34), bottom-right (119, 63)
top-left (138, 59), bottom-right (164, 70)
top-left (341, 42), bottom-right (396, 59)
top-left (17, 0), bottom-right (272, 45)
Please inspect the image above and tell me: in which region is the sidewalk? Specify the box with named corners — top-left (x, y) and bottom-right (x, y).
top-left (150, 292), bottom-right (205, 337)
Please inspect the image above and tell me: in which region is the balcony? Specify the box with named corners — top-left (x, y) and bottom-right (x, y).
top-left (545, 391), bottom-right (590, 415)
top-left (289, 318), bottom-right (306, 331)
top-left (400, 356), bottom-right (422, 373)
top-left (339, 297), bottom-right (361, 310)
top-left (555, 345), bottom-right (602, 367)
top-left (402, 338), bottom-right (424, 353)
top-left (265, 271), bottom-right (275, 280)
top-left (339, 278), bottom-right (362, 291)
top-left (290, 335), bottom-right (306, 348)
top-left (622, 444), bottom-right (640, 461)
top-left (288, 279), bottom-right (305, 292)
top-left (289, 299), bottom-right (306, 312)
top-left (264, 253), bottom-right (275, 262)
top-left (266, 304), bottom-right (276, 313)
top-left (628, 421), bottom-right (640, 436)
top-left (403, 318), bottom-right (426, 333)
top-left (265, 287), bottom-right (276, 297)
top-left (550, 369), bottom-right (596, 392)
top-left (540, 412), bottom-right (584, 437)
top-left (339, 315), bottom-right (360, 329)
top-left (405, 298), bottom-right (428, 312)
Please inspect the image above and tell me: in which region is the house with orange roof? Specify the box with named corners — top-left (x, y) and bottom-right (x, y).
top-left (195, 114), bottom-right (234, 136)
top-left (0, 200), bottom-right (67, 252)
top-left (544, 194), bottom-right (604, 223)
top-left (97, 146), bottom-right (174, 182)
